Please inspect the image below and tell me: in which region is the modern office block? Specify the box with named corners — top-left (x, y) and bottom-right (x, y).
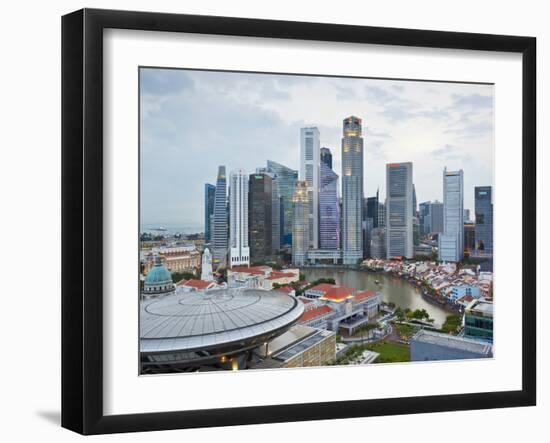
top-left (249, 172), bottom-right (272, 263)
top-left (386, 162), bottom-right (413, 259)
top-left (370, 228), bottom-right (386, 259)
top-left (320, 147), bottom-right (333, 169)
top-left (475, 186), bottom-right (493, 253)
top-left (212, 166), bottom-right (228, 268)
top-left (419, 201), bottom-right (431, 235)
top-left (366, 190), bottom-right (379, 228)
top-left (319, 162), bottom-right (340, 250)
top-left (438, 168), bottom-right (464, 262)
top-left (429, 201), bottom-right (444, 234)
top-left (378, 201), bottom-right (386, 229)
top-left (267, 160), bottom-right (298, 247)
top-left (229, 169), bottom-right (250, 268)
top-left (204, 183), bottom-right (216, 243)
top-left (300, 127), bottom-right (320, 249)
top-left (292, 181), bottom-right (310, 265)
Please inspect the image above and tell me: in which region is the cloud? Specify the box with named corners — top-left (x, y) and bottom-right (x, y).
top-left (451, 93), bottom-right (493, 110)
top-left (140, 68), bottom-right (194, 96)
top-left (432, 144), bottom-right (461, 160)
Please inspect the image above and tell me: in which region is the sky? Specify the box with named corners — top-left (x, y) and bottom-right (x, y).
top-left (140, 68), bottom-right (494, 227)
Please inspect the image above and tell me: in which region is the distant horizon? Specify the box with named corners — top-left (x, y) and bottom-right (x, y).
top-left (140, 68), bottom-right (494, 226)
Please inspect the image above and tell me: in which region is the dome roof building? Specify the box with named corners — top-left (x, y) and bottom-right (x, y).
top-left (142, 255), bottom-right (175, 298)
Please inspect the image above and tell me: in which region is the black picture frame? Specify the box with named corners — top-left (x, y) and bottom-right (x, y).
top-left (61, 8), bottom-right (537, 435)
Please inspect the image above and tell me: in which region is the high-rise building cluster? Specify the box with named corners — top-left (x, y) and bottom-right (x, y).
top-left (203, 115), bottom-right (493, 268)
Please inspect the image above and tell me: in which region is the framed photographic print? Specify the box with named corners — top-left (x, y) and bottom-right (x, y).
top-left (61, 8), bottom-right (536, 435)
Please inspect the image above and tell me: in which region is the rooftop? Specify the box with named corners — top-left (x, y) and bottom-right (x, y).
top-left (307, 283), bottom-right (336, 293)
top-left (412, 330), bottom-right (493, 355)
top-left (466, 300), bottom-right (494, 317)
top-left (298, 305), bottom-right (333, 323)
top-left (229, 266), bottom-right (270, 275)
top-left (176, 279), bottom-right (214, 289)
top-left (320, 286), bottom-right (356, 302)
top-left (354, 290), bottom-right (378, 302)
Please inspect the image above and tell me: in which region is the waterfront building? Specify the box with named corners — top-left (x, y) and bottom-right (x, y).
top-left (212, 166), bottom-right (229, 268)
top-left (341, 116), bottom-right (364, 264)
top-left (464, 299), bottom-right (494, 342)
top-left (370, 227), bottom-right (386, 259)
top-left (267, 160), bottom-right (298, 246)
top-left (141, 256), bottom-right (176, 299)
top-left (386, 162), bottom-right (413, 259)
top-left (300, 127), bottom-right (321, 249)
top-left (464, 209), bottom-right (471, 223)
top-left (320, 146), bottom-right (333, 169)
top-left (292, 181), bottom-right (310, 265)
top-left (298, 304), bottom-right (334, 330)
top-left (444, 283), bottom-right (481, 302)
top-left (438, 168), bottom-right (464, 262)
top-left (204, 183), bottom-right (216, 243)
top-left (475, 186), bottom-right (493, 253)
top-left (248, 172), bottom-right (272, 263)
top-left (319, 162), bottom-right (340, 249)
top-left (464, 222), bottom-right (476, 255)
top-left (411, 329), bottom-right (493, 361)
top-left (229, 168), bottom-right (250, 268)
top-left (429, 201), bottom-right (444, 234)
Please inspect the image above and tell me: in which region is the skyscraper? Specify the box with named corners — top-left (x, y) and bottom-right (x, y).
top-left (412, 183), bottom-right (418, 217)
top-left (256, 167), bottom-right (281, 252)
top-left (475, 186), bottom-right (493, 253)
top-left (204, 183), bottom-right (216, 243)
top-left (292, 181), bottom-right (310, 265)
top-left (419, 201), bottom-right (431, 235)
top-left (319, 162), bottom-right (340, 250)
top-left (249, 172), bottom-right (273, 263)
top-left (212, 166), bottom-right (228, 268)
top-left (429, 201), bottom-right (444, 234)
top-left (370, 228), bottom-right (386, 259)
top-left (378, 201), bottom-right (386, 229)
top-left (300, 127), bottom-right (320, 249)
top-left (438, 168), bottom-right (464, 262)
top-left (464, 222), bottom-right (475, 254)
top-left (366, 190), bottom-right (379, 228)
top-left (320, 147), bottom-right (333, 169)
top-left (229, 169), bottom-right (250, 268)
top-left (341, 116), bottom-right (364, 264)
top-left (267, 160), bottom-right (298, 247)
top-left (386, 162), bottom-right (413, 259)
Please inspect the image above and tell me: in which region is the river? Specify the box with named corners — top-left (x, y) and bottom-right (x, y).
top-left (300, 267), bottom-right (449, 328)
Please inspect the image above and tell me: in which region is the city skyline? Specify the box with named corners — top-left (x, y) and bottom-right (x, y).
top-left (140, 68), bottom-right (494, 226)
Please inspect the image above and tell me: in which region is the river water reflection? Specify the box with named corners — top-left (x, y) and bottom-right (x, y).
top-left (301, 267), bottom-right (449, 328)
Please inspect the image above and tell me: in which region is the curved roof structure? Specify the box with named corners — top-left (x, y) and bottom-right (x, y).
top-left (140, 288), bottom-right (304, 355)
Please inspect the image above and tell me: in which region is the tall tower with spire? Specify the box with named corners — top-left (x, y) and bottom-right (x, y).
top-left (341, 116), bottom-right (364, 264)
